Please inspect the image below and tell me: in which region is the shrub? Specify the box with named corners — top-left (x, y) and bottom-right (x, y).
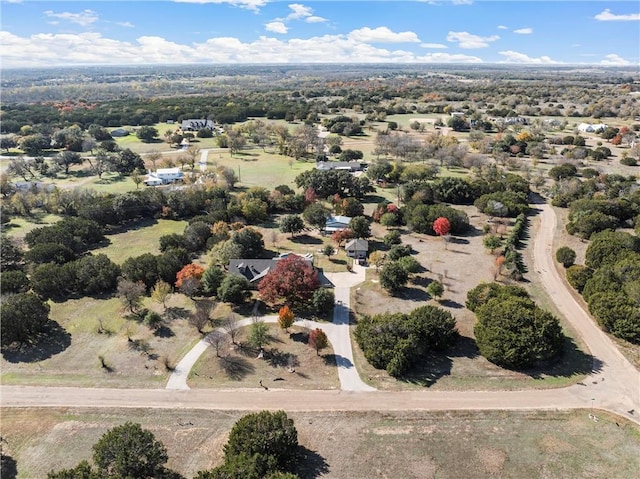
top-left (556, 246), bottom-right (576, 268)
top-left (566, 264), bottom-right (592, 293)
top-left (620, 157), bottom-right (638, 166)
top-left (379, 262), bottom-right (408, 294)
top-left (312, 288), bottom-right (335, 314)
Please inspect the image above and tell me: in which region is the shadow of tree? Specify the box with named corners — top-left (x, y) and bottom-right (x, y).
top-left (439, 299), bottom-right (464, 309)
top-left (525, 337), bottom-right (597, 379)
top-left (295, 445), bottom-right (330, 479)
top-left (0, 454), bottom-right (18, 479)
top-left (322, 354), bottom-right (338, 367)
top-left (1, 320), bottom-right (71, 363)
top-left (165, 307), bottom-right (190, 321)
top-left (400, 335), bottom-right (478, 387)
top-left (153, 325), bottom-right (175, 338)
top-left (266, 349), bottom-right (298, 369)
top-left (291, 234), bottom-right (323, 245)
top-left (219, 355), bottom-right (255, 381)
top-left (290, 331), bottom-right (309, 344)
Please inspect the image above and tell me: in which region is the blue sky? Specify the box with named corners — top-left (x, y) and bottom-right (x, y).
top-left (0, 1), bottom-right (638, 68)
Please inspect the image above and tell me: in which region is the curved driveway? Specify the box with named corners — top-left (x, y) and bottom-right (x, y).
top-left (1, 204), bottom-right (639, 424)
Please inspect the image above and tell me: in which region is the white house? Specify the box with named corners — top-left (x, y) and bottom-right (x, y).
top-left (325, 215), bottom-right (352, 233)
top-left (144, 167), bottom-right (184, 186)
top-left (578, 123), bottom-right (607, 133)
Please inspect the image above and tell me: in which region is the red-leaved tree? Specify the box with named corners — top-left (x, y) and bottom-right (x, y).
top-left (175, 263), bottom-right (205, 289)
top-left (258, 255), bottom-right (320, 306)
top-left (331, 228), bottom-right (353, 247)
top-left (433, 217), bottom-right (451, 237)
top-left (308, 328), bottom-right (328, 356)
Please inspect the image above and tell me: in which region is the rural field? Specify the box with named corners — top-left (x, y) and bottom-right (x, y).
top-left (1, 407), bottom-right (638, 479)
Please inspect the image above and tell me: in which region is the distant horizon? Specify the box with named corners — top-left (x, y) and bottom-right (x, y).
top-left (1, 1), bottom-right (639, 68)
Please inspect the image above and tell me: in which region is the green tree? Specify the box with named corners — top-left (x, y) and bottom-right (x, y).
top-left (566, 264), bottom-right (593, 293)
top-left (136, 126), bottom-right (159, 142)
top-left (92, 422), bottom-right (170, 478)
top-left (224, 411), bottom-right (298, 471)
top-left (74, 254), bottom-right (121, 295)
top-left (303, 203), bottom-right (330, 231)
top-left (218, 275), bottom-right (251, 304)
top-left (1, 270), bottom-right (30, 294)
top-left (0, 292), bottom-right (51, 346)
top-left (349, 216), bottom-right (371, 239)
top-left (249, 320), bottom-right (270, 349)
top-left (427, 280), bottom-right (444, 300)
top-left (279, 214), bottom-right (305, 237)
top-left (151, 280), bottom-right (172, 308)
top-left (311, 288), bottom-right (335, 314)
top-left (556, 246), bottom-right (576, 268)
top-left (379, 261), bottom-right (409, 294)
top-left (474, 296), bottom-right (564, 369)
top-left (56, 150), bottom-right (83, 175)
top-left (202, 265), bottom-right (226, 297)
top-left (483, 234), bottom-right (502, 253)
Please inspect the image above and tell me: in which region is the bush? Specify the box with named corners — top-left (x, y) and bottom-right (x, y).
top-left (224, 411), bottom-right (298, 471)
top-left (397, 256), bottom-right (421, 274)
top-left (566, 264), bottom-right (592, 293)
top-left (555, 246), bottom-right (576, 267)
top-left (312, 288), bottom-right (334, 314)
top-left (379, 261), bottom-right (408, 294)
top-left (474, 296), bottom-right (564, 369)
top-left (383, 230), bottom-right (402, 246)
top-left (354, 305), bottom-right (457, 377)
top-left (621, 157), bottom-right (638, 166)
top-left (218, 275), bottom-right (252, 304)
top-left (0, 292), bottom-right (51, 346)
top-left (386, 244), bottom-right (412, 261)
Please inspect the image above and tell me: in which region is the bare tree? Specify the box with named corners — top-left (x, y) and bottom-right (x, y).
top-left (223, 313), bottom-right (240, 345)
top-left (189, 299), bottom-right (215, 334)
top-left (206, 330), bottom-right (228, 357)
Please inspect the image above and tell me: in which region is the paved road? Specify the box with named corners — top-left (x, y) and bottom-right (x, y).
top-left (1, 205), bottom-right (639, 424)
top-left (531, 203), bottom-right (639, 419)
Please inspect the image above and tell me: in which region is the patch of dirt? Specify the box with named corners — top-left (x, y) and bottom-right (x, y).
top-left (476, 447), bottom-right (507, 475)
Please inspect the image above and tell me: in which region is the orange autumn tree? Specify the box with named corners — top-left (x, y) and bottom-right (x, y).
top-left (278, 305), bottom-right (295, 332)
top-left (175, 263), bottom-right (205, 296)
top-left (308, 328), bottom-right (328, 356)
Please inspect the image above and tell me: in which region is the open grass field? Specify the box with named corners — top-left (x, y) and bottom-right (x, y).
top-left (1, 408), bottom-right (638, 479)
top-left (94, 218), bottom-right (187, 264)
top-left (188, 323), bottom-right (339, 390)
top-left (2, 213), bottom-right (64, 243)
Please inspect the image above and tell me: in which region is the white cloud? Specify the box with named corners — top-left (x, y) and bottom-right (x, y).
top-left (265, 21), bottom-right (288, 34)
top-left (44, 9), bottom-right (99, 27)
top-left (447, 31), bottom-right (499, 48)
top-left (452, 0), bottom-right (474, 4)
top-left (417, 52), bottom-right (482, 63)
top-left (117, 22), bottom-right (135, 28)
top-left (287, 4), bottom-right (312, 20)
top-left (513, 28), bottom-right (533, 34)
top-left (349, 26), bottom-right (420, 43)
top-left (497, 25), bottom-right (508, 30)
top-left (286, 4), bottom-right (327, 23)
top-left (594, 9), bottom-right (640, 21)
top-left (421, 43), bottom-right (448, 49)
top-left (498, 50), bottom-right (559, 64)
top-left (0, 30), bottom-right (482, 67)
top-left (600, 53), bottom-right (631, 66)
top-left (173, 0), bottom-right (268, 12)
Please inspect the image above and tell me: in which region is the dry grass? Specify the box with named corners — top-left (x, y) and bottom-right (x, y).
top-left (0, 294), bottom-right (207, 388)
top-left (188, 323), bottom-right (340, 390)
top-left (1, 408), bottom-right (638, 479)
top-left (351, 207), bottom-right (593, 391)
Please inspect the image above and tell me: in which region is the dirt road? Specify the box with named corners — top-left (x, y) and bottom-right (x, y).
top-left (1, 204), bottom-right (638, 423)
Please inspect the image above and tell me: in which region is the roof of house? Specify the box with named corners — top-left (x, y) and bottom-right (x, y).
top-left (228, 253), bottom-right (333, 287)
top-left (345, 239), bottom-right (369, 251)
top-left (326, 215), bottom-right (351, 225)
top-left (155, 167), bottom-right (183, 175)
top-left (181, 119), bottom-right (214, 130)
top-left (316, 161), bottom-right (365, 171)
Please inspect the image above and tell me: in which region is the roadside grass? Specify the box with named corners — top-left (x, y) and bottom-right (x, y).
top-left (188, 323), bottom-right (339, 390)
top-left (94, 218), bottom-right (187, 264)
top-left (2, 408), bottom-right (638, 479)
top-left (0, 294), bottom-right (204, 388)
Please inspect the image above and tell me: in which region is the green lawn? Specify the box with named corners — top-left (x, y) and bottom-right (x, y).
top-left (2, 213), bottom-right (64, 241)
top-left (94, 218), bottom-right (187, 264)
